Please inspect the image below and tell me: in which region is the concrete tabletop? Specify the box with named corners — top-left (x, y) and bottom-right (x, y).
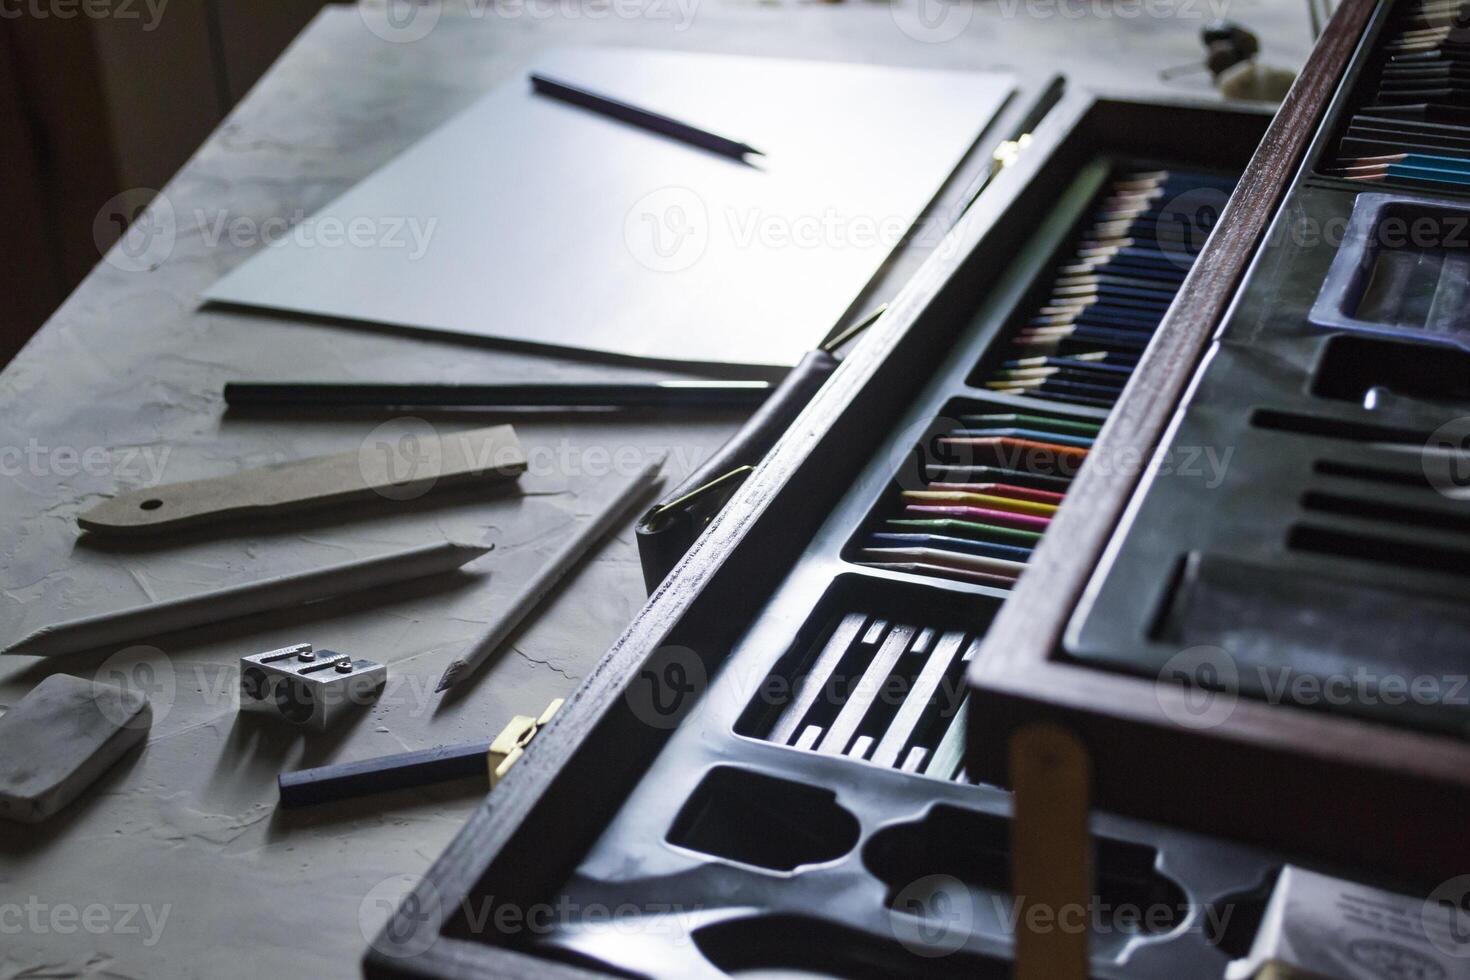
top-left (0, 2), bottom-right (1312, 977)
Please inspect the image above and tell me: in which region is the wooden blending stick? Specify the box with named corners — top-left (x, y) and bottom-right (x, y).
top-left (1012, 723), bottom-right (1092, 980)
top-left (2, 541), bottom-right (492, 658)
top-left (435, 457), bottom-right (666, 693)
top-left (77, 424), bottom-right (526, 537)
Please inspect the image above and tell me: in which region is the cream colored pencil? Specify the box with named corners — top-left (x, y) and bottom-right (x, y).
top-left (3, 541), bottom-right (492, 658)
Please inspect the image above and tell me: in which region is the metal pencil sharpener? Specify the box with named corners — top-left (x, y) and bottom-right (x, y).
top-left (239, 644), bottom-right (386, 731)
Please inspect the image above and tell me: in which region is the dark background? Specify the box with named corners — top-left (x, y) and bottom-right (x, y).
top-left (0, 0), bottom-right (331, 366)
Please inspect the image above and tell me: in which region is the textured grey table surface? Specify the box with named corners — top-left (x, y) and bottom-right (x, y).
top-left (0, 3), bottom-right (1312, 977)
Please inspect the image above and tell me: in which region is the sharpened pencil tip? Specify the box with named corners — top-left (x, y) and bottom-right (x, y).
top-left (2, 632), bottom-right (42, 657)
top-left (435, 662), bottom-right (464, 694)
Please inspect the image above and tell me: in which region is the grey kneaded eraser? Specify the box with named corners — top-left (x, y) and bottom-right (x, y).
top-left (0, 674), bottom-right (151, 824)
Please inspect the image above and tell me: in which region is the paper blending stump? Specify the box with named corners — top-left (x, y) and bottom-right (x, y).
top-left (204, 48), bottom-right (1014, 370)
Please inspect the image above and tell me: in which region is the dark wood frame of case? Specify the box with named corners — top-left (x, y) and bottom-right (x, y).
top-left (964, 0), bottom-right (1465, 883)
top-left (364, 3), bottom-right (1381, 974)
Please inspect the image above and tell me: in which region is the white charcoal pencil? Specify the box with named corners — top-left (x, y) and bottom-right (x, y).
top-left (3, 541), bottom-right (492, 658)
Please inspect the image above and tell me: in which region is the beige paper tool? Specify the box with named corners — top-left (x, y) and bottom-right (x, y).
top-left (78, 424), bottom-right (526, 536)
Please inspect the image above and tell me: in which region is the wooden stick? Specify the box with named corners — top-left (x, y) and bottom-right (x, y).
top-left (1012, 723), bottom-right (1092, 980)
top-left (77, 424), bottom-right (526, 537)
top-left (2, 541), bottom-right (492, 658)
top-left (435, 458), bottom-right (665, 693)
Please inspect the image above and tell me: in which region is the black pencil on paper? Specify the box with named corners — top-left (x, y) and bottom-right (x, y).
top-left (529, 73), bottom-right (764, 160)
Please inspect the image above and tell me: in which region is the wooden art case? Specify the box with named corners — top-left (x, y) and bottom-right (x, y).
top-left (363, 84), bottom-right (1296, 979)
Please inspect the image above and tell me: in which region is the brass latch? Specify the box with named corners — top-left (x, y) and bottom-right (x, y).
top-left (488, 699), bottom-right (564, 787)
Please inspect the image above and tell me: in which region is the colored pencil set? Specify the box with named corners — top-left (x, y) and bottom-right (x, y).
top-left (850, 167), bottom-right (1236, 590)
top-left (977, 168), bottom-right (1238, 409)
top-left (854, 411), bottom-right (1099, 589)
top-left (1323, 0), bottom-right (1470, 188)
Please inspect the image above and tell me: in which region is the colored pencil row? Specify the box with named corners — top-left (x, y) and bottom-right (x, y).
top-left (1323, 0), bottom-right (1470, 188)
top-left (854, 411), bottom-right (1100, 589)
top-left (976, 168), bottom-right (1237, 410)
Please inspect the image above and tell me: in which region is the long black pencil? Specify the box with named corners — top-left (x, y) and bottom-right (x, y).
top-left (224, 380), bottom-right (773, 410)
